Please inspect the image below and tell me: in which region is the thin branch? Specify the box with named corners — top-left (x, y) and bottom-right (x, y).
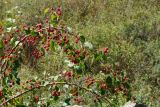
top-left (0, 81), bottom-right (113, 106)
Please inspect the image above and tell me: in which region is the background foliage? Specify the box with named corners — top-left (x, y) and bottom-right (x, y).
top-left (0, 0), bottom-right (160, 106)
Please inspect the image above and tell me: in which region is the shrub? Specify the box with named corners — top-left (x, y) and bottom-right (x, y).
top-left (0, 7), bottom-right (131, 106)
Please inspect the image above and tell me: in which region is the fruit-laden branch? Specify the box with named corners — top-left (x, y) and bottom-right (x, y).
top-left (0, 81), bottom-right (113, 106)
top-left (0, 36), bottom-right (28, 73)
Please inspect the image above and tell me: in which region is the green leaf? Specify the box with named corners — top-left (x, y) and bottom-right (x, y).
top-left (60, 40), bottom-right (65, 47)
top-left (0, 39), bottom-right (4, 49)
top-left (51, 14), bottom-right (58, 27)
top-left (75, 58), bottom-right (80, 63)
top-left (74, 66), bottom-right (82, 74)
top-left (115, 78), bottom-right (120, 86)
top-left (10, 37), bottom-right (16, 46)
top-left (30, 31), bottom-right (38, 36)
top-left (66, 44), bottom-right (73, 50)
top-left (9, 74), bottom-right (13, 79)
top-left (50, 40), bottom-right (55, 51)
top-left (79, 62), bottom-right (86, 69)
top-left (16, 78), bottom-right (21, 85)
top-left (106, 76), bottom-right (112, 87)
top-left (44, 8), bottom-right (49, 14)
top-left (96, 82), bottom-right (100, 88)
top-left (95, 54), bottom-right (102, 62)
top-left (80, 35), bottom-right (85, 43)
top-left (0, 48), bottom-right (4, 57)
top-left (51, 14), bottom-right (57, 21)
top-left (5, 21), bottom-right (13, 28)
top-left (16, 104), bottom-right (27, 107)
top-left (102, 54), bottom-right (107, 63)
top-left (100, 89), bottom-right (106, 95)
top-left (55, 86), bottom-right (59, 91)
top-left (46, 102), bottom-right (51, 106)
top-left (64, 98), bottom-right (71, 105)
top-left (25, 29), bottom-right (31, 35)
top-left (54, 96), bottom-right (59, 101)
top-left (123, 82), bottom-right (130, 89)
top-left (80, 55), bottom-right (85, 60)
top-left (41, 47), bottom-right (45, 55)
top-left (3, 77), bottom-right (8, 85)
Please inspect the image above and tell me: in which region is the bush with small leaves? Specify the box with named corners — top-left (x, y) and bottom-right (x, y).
top-left (0, 7), bottom-right (131, 106)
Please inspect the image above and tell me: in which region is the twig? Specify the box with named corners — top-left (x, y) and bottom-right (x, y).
top-left (0, 81), bottom-right (113, 106)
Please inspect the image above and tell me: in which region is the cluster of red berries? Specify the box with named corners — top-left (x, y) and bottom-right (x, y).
top-left (67, 49), bottom-right (87, 65)
top-left (0, 90), bottom-right (3, 97)
top-left (25, 79), bottom-right (32, 83)
top-left (36, 23), bottom-right (42, 29)
top-left (34, 81), bottom-right (41, 88)
top-left (24, 80), bottom-right (41, 90)
top-left (1, 54), bottom-right (14, 60)
top-left (75, 50), bottom-right (80, 55)
top-left (63, 36), bottom-right (69, 44)
top-left (45, 17), bottom-right (49, 24)
top-left (44, 37), bottom-right (52, 51)
top-left (47, 27), bottom-right (55, 33)
top-left (100, 83), bottom-right (107, 90)
top-left (103, 47), bottom-right (109, 54)
top-left (31, 49), bottom-right (43, 59)
top-left (52, 90), bottom-right (60, 96)
top-left (64, 71), bottom-right (73, 80)
top-left (75, 36), bottom-right (80, 44)
top-left (34, 96), bottom-right (39, 103)
top-left (3, 39), bottom-right (9, 45)
top-left (56, 6), bottom-right (62, 16)
top-left (24, 36), bottom-right (39, 46)
top-left (55, 35), bottom-right (68, 46)
top-left (36, 23), bottom-right (43, 33)
top-left (74, 97), bottom-right (83, 104)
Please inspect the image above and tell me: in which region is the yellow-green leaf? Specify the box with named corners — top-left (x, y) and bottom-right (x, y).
top-left (0, 39), bottom-right (4, 49)
top-left (44, 8), bottom-right (49, 14)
